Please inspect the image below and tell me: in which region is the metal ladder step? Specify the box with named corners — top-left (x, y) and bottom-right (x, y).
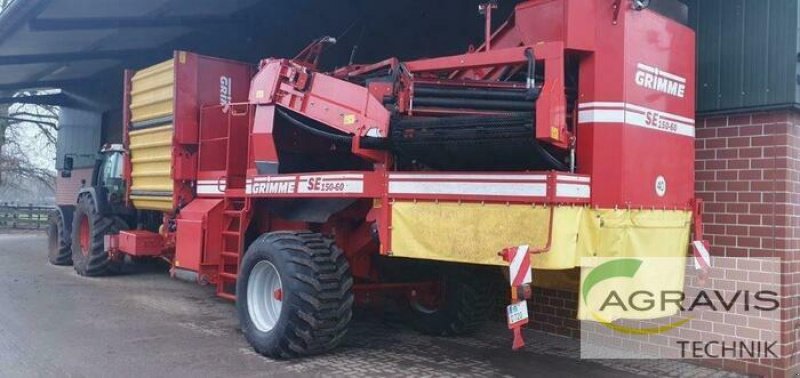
top-left (219, 272), bottom-right (237, 281)
top-left (217, 292), bottom-right (235, 301)
top-left (216, 197), bottom-right (250, 301)
top-left (221, 252), bottom-right (239, 259)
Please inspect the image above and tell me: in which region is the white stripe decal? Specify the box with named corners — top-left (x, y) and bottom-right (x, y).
top-left (624, 103), bottom-right (694, 124)
top-left (197, 179), bottom-right (226, 195)
top-left (298, 174), bottom-right (364, 180)
top-left (556, 183), bottom-right (591, 199)
top-left (578, 102), bottom-right (694, 125)
top-left (624, 111), bottom-right (695, 137)
top-left (388, 181), bottom-right (547, 197)
top-left (578, 109), bottom-right (625, 123)
top-left (578, 104), bottom-right (695, 138)
top-left (197, 184), bottom-right (226, 195)
top-left (557, 175), bottom-right (591, 183)
top-left (578, 102), bottom-right (626, 109)
top-left (389, 174), bottom-right (548, 181)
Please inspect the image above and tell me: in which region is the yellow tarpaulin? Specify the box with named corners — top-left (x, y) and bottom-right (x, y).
top-left (389, 201), bottom-right (691, 320)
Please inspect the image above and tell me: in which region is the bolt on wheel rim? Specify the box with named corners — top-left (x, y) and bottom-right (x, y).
top-left (247, 260), bottom-right (283, 333)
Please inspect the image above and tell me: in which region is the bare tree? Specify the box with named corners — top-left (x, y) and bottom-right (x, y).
top-left (0, 2), bottom-right (59, 193)
top-left (0, 94), bottom-right (59, 191)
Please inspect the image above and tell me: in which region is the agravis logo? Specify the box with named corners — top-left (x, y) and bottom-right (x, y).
top-left (581, 258), bottom-right (690, 335)
top-left (581, 257), bottom-right (782, 360)
top-left (582, 258), bottom-right (779, 335)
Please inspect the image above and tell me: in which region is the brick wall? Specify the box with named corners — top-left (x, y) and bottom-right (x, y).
top-left (55, 168), bottom-right (93, 206)
top-left (694, 110), bottom-right (800, 377)
top-left (529, 287), bottom-right (579, 339)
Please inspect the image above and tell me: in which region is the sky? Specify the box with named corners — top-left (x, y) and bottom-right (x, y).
top-left (1, 2), bottom-right (55, 171)
top-left (10, 103), bottom-right (58, 171)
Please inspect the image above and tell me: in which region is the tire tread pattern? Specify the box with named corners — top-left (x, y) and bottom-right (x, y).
top-left (71, 194), bottom-right (123, 276)
top-left (48, 212), bottom-right (72, 265)
top-left (414, 271), bottom-right (496, 336)
top-left (241, 231), bottom-right (353, 359)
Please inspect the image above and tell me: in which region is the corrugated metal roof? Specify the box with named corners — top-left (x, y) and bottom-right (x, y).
top-left (0, 0), bottom-right (259, 94)
top-left (688, 0), bottom-right (799, 114)
top-left (0, 0), bottom-right (523, 105)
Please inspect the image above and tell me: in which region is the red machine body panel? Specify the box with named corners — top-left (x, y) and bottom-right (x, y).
top-left (173, 53), bottom-right (255, 145)
top-left (117, 231), bottom-right (164, 257)
top-left (576, 6), bottom-right (696, 209)
top-left (171, 53), bottom-right (254, 207)
top-left (197, 104), bottom-right (253, 197)
top-left (175, 198), bottom-right (224, 276)
top-left (514, 0), bottom-right (596, 50)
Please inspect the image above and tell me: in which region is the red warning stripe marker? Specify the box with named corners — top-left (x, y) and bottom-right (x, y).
top-left (509, 245), bottom-right (533, 287)
top-left (500, 245), bottom-right (532, 351)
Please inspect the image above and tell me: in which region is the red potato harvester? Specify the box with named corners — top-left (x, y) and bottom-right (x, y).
top-left (54, 0), bottom-right (706, 357)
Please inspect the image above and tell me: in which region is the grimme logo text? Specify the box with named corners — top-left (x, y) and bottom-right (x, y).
top-left (635, 63), bottom-right (687, 98)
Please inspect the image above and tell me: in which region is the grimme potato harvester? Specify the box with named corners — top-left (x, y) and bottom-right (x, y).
top-left (49, 0), bottom-right (702, 358)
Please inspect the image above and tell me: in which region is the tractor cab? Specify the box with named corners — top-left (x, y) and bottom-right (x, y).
top-left (92, 144), bottom-right (126, 206)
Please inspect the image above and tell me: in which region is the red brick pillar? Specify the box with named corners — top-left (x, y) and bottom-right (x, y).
top-left (695, 110), bottom-right (800, 377)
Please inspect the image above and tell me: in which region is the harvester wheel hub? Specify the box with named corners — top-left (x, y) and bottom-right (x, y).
top-left (79, 215), bottom-right (90, 257)
top-left (247, 260), bottom-right (283, 332)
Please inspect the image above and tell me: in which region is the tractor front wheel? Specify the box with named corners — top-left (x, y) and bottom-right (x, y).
top-left (71, 195), bottom-right (124, 276)
top-left (47, 211), bottom-right (72, 266)
top-left (237, 231), bottom-right (354, 359)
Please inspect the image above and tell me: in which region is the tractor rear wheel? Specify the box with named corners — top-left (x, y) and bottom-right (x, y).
top-left (71, 195), bottom-right (124, 276)
top-left (47, 211), bottom-right (72, 266)
top-left (237, 231), bottom-right (354, 359)
top-left (410, 270), bottom-right (495, 336)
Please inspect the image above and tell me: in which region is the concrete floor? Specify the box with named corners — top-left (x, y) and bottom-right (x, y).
top-left (0, 233), bottom-right (656, 377)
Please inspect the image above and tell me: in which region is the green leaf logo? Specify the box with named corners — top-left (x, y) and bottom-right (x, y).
top-left (582, 258), bottom-right (691, 335)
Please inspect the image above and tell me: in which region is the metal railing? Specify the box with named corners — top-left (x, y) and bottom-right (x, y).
top-left (0, 203), bottom-right (53, 230)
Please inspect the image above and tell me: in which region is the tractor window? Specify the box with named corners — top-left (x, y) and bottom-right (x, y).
top-left (100, 152), bottom-right (123, 186)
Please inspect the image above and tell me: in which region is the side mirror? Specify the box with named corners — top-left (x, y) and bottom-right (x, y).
top-left (63, 156), bottom-right (74, 171)
top-left (61, 156), bottom-right (74, 178)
